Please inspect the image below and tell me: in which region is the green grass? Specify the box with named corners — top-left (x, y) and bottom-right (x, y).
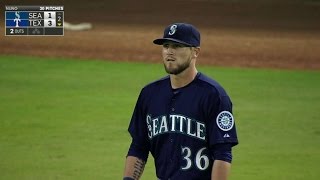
top-left (0, 55), bottom-right (319, 180)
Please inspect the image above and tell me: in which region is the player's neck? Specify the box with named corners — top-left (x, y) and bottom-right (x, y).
top-left (170, 67), bottom-right (198, 89)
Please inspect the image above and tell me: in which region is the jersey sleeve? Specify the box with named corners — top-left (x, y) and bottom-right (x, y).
top-left (127, 89), bottom-right (150, 161)
top-left (207, 93), bottom-right (238, 147)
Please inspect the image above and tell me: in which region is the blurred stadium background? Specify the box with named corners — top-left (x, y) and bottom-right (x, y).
top-left (1, 0), bottom-right (320, 69)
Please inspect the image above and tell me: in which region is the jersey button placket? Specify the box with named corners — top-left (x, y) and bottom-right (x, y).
top-left (171, 97), bottom-right (176, 112)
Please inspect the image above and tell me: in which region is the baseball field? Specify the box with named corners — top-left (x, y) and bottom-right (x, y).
top-left (1, 0), bottom-right (320, 179)
top-left (0, 55), bottom-right (319, 179)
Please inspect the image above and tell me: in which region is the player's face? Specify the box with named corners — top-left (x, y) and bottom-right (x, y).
top-left (162, 42), bottom-right (196, 75)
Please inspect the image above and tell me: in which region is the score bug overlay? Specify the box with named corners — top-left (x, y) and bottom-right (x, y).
top-left (5, 5), bottom-right (64, 36)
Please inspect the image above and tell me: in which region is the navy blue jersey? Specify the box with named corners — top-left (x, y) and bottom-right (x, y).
top-left (127, 72), bottom-right (238, 180)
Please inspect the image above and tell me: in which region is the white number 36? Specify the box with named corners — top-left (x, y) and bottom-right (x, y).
top-left (181, 147), bottom-right (210, 171)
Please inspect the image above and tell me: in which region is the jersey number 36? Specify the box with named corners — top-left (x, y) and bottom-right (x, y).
top-left (181, 147), bottom-right (210, 171)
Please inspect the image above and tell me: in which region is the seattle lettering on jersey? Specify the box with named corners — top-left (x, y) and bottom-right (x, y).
top-left (146, 114), bottom-right (206, 141)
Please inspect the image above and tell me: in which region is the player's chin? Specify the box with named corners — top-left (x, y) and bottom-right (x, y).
top-left (164, 64), bottom-right (175, 73)
top-left (164, 66), bottom-right (182, 75)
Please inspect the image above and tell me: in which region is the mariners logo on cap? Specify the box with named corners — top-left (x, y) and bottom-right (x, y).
top-left (168, 24), bottom-right (177, 35)
top-left (216, 111), bottom-right (234, 131)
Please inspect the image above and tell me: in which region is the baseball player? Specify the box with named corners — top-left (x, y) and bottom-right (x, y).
top-left (123, 23), bottom-right (238, 180)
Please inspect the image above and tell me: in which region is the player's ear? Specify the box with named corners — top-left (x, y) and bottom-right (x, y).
top-left (193, 47), bottom-right (200, 58)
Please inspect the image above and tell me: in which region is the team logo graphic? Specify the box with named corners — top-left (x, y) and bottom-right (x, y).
top-left (216, 111), bottom-right (234, 131)
top-left (168, 24), bottom-right (177, 35)
top-left (14, 11), bottom-right (21, 27)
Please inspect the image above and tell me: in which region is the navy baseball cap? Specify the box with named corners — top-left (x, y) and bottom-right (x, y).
top-left (153, 23), bottom-right (200, 47)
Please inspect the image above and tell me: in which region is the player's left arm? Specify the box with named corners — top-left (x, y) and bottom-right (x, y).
top-left (206, 91), bottom-right (238, 180)
top-left (211, 160), bottom-right (231, 180)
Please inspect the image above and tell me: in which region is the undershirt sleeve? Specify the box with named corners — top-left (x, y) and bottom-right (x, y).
top-left (210, 143), bottom-right (233, 163)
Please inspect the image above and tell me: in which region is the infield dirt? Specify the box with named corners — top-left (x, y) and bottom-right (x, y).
top-left (1, 0), bottom-right (320, 70)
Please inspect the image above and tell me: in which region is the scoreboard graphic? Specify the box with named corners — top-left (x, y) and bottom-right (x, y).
top-left (5, 5), bottom-right (64, 36)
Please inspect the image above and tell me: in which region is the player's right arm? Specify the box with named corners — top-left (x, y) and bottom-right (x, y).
top-left (123, 156), bottom-right (146, 180)
top-left (124, 89), bottom-right (150, 180)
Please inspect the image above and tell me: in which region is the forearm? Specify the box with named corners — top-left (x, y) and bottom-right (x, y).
top-left (123, 156), bottom-right (146, 180)
top-left (211, 160), bottom-right (231, 180)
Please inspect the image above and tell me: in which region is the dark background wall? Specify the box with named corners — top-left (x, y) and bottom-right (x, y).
top-left (2, 0), bottom-right (320, 31)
